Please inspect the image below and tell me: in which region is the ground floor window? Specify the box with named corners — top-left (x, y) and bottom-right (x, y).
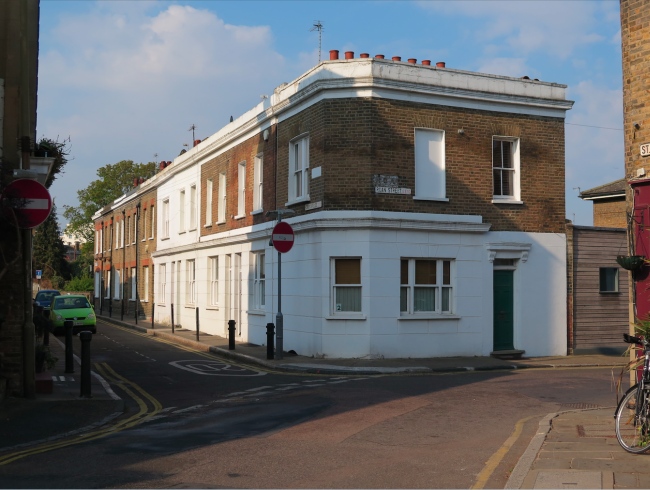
top-left (209, 256), bottom-right (219, 306)
top-left (400, 258), bottom-right (453, 314)
top-left (159, 263), bottom-right (166, 303)
top-left (186, 260), bottom-right (196, 305)
top-left (599, 267), bottom-right (619, 293)
top-left (253, 252), bottom-right (265, 309)
top-left (332, 258), bottom-right (361, 313)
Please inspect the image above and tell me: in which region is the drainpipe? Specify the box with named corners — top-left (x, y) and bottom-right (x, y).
top-left (121, 211), bottom-right (125, 321)
top-left (135, 202), bottom-right (140, 324)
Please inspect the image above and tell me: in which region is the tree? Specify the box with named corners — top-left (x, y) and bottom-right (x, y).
top-left (63, 160), bottom-right (156, 243)
top-left (36, 138), bottom-right (68, 189)
top-left (32, 203), bottom-right (69, 284)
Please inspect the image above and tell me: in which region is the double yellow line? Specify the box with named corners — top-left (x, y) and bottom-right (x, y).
top-left (0, 363), bottom-right (162, 466)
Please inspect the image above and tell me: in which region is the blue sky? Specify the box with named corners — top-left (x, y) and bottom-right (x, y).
top-left (38, 0), bottom-right (623, 228)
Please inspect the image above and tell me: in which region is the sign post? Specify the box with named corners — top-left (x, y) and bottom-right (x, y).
top-left (1, 179), bottom-right (52, 228)
top-left (271, 218), bottom-right (294, 360)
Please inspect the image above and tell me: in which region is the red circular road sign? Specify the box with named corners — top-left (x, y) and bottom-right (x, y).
top-left (272, 221), bottom-right (294, 253)
top-left (1, 179), bottom-right (53, 229)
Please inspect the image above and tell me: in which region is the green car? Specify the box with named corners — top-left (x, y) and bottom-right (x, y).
top-left (51, 294), bottom-right (97, 334)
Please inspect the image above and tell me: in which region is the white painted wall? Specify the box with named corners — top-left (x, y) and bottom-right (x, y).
top-left (152, 210), bottom-right (567, 359)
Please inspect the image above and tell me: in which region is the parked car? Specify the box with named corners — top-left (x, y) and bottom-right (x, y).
top-left (51, 294), bottom-right (96, 334)
top-left (33, 289), bottom-right (61, 310)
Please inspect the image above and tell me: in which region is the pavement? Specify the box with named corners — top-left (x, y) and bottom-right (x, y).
top-left (0, 313), bottom-right (645, 488)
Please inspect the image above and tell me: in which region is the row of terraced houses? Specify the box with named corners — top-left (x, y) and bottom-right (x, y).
top-left (93, 51), bottom-right (574, 359)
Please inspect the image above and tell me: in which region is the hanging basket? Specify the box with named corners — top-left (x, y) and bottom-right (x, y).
top-left (616, 255), bottom-right (646, 270)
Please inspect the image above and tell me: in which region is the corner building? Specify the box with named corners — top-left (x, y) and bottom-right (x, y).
top-left (98, 53), bottom-right (573, 358)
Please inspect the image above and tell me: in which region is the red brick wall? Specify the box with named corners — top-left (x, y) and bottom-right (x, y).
top-left (593, 199), bottom-right (626, 228)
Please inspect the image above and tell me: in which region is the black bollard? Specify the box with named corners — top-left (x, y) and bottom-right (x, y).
top-left (43, 310), bottom-right (51, 347)
top-left (228, 320), bottom-right (236, 350)
top-left (196, 307), bottom-right (200, 341)
top-left (64, 320), bottom-right (74, 373)
top-left (151, 302), bottom-right (155, 330)
top-left (109, 300), bottom-right (112, 318)
top-left (266, 322), bottom-right (275, 360)
top-left (135, 301), bottom-right (138, 325)
top-left (171, 303), bottom-right (175, 334)
top-left (79, 331), bottom-right (92, 398)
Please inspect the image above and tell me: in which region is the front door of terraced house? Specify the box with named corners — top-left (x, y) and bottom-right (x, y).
top-left (493, 269), bottom-right (514, 351)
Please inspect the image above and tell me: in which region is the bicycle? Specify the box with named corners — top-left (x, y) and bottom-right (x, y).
top-left (614, 333), bottom-right (650, 453)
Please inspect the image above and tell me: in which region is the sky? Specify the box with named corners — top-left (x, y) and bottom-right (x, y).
top-left (37, 0), bottom-right (624, 229)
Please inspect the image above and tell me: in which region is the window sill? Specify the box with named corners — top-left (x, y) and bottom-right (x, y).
top-left (286, 196), bottom-right (310, 207)
top-left (325, 314), bottom-right (366, 320)
top-left (234, 214), bottom-right (246, 220)
top-left (204, 224), bottom-right (212, 228)
top-left (491, 199), bottom-right (523, 205)
top-left (251, 209), bottom-right (263, 216)
top-left (161, 236), bottom-right (170, 241)
top-left (413, 196), bottom-right (449, 202)
top-left (178, 230), bottom-right (186, 235)
top-left (184, 304), bottom-right (197, 309)
top-left (205, 306), bottom-right (219, 311)
top-left (247, 309), bottom-right (266, 316)
top-left (216, 220), bottom-right (226, 225)
top-left (398, 314), bottom-right (461, 321)
top-left (599, 291), bottom-right (621, 295)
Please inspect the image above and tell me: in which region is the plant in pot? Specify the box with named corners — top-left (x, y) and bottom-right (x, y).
top-left (616, 255), bottom-right (646, 270)
top-left (35, 344), bottom-right (58, 373)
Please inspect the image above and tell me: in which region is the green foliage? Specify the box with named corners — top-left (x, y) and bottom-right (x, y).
top-left (32, 203), bottom-right (70, 281)
top-left (50, 275), bottom-right (65, 290)
top-left (63, 160), bottom-right (156, 243)
top-left (36, 138), bottom-right (69, 189)
top-left (64, 276), bottom-right (94, 292)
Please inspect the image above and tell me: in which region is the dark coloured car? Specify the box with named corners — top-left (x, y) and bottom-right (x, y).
top-left (33, 289), bottom-right (61, 310)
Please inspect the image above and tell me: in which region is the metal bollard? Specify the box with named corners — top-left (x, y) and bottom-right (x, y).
top-left (151, 302), bottom-right (155, 330)
top-left (109, 300), bottom-right (112, 318)
top-left (196, 307), bottom-right (200, 342)
top-left (135, 301), bottom-right (138, 325)
top-left (43, 310), bottom-right (50, 347)
top-left (266, 322), bottom-right (275, 360)
top-left (171, 303), bottom-right (175, 334)
top-left (79, 331), bottom-right (92, 398)
top-left (228, 320), bottom-right (236, 350)
top-left (64, 320), bottom-right (74, 373)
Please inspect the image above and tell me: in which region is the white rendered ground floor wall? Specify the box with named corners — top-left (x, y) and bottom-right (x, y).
top-left (152, 211), bottom-right (567, 359)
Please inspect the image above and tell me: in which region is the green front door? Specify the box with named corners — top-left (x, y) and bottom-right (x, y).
top-left (493, 270), bottom-right (514, 351)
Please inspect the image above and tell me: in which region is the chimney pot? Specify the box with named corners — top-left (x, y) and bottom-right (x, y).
top-left (436, 61), bottom-right (446, 68)
top-left (329, 49), bottom-right (339, 60)
top-left (360, 53), bottom-right (370, 58)
top-left (193, 139), bottom-right (201, 147)
top-left (392, 56), bottom-right (402, 61)
top-left (344, 51), bottom-right (354, 59)
top-left (408, 58), bottom-right (417, 64)
top-left (422, 60), bottom-right (431, 66)
top-left (375, 54), bottom-right (385, 59)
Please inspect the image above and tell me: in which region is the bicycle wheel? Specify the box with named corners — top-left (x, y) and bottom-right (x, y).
top-left (615, 384), bottom-right (650, 453)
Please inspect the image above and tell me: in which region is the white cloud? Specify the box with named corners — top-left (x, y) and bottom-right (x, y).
top-left (417, 0), bottom-right (605, 58)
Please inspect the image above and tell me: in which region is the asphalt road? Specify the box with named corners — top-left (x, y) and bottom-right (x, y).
top-left (0, 321), bottom-right (619, 489)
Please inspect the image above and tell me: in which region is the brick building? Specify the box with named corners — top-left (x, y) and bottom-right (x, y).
top-left (621, 0), bottom-right (650, 323)
top-left (96, 52), bottom-right (573, 358)
top-left (92, 182), bottom-right (157, 321)
top-left (579, 179), bottom-right (626, 229)
top-left (0, 0), bottom-right (41, 398)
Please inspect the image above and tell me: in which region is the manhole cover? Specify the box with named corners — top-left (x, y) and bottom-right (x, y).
top-left (559, 402), bottom-right (600, 409)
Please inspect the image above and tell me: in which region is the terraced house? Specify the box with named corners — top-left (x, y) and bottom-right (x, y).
top-left (94, 51), bottom-right (573, 359)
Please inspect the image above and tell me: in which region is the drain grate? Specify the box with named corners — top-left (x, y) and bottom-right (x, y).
top-left (560, 402), bottom-right (601, 410)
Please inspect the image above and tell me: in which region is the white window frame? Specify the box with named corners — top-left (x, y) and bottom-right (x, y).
top-left (186, 259), bottom-right (196, 305)
top-left (115, 219), bottom-right (120, 249)
top-left (253, 154), bottom-right (263, 213)
top-left (94, 271), bottom-right (101, 298)
top-left (143, 266), bottom-right (149, 302)
top-left (414, 128), bottom-right (447, 201)
top-left (159, 264), bottom-right (166, 304)
top-left (142, 208), bottom-right (147, 241)
top-left (150, 205), bottom-right (155, 239)
top-left (126, 216), bottom-right (130, 246)
top-left (209, 256), bottom-right (219, 307)
top-left (288, 133), bottom-right (309, 203)
top-left (492, 136), bottom-right (521, 203)
top-left (218, 173), bottom-right (226, 224)
top-left (114, 269), bottom-right (121, 300)
top-left (252, 252), bottom-right (265, 309)
top-left (179, 189), bottom-right (186, 233)
top-left (190, 185), bottom-right (197, 230)
top-left (132, 214), bottom-right (136, 244)
top-left (331, 258), bottom-right (362, 314)
top-left (205, 179), bottom-right (213, 226)
top-left (236, 161), bottom-right (246, 218)
top-left (130, 267), bottom-right (137, 301)
top-left (162, 199), bottom-right (170, 238)
top-left (400, 258), bottom-right (454, 316)
top-left (105, 270), bottom-right (111, 299)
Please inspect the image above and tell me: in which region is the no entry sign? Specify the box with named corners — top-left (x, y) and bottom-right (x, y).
top-left (272, 221), bottom-right (294, 253)
top-left (1, 179), bottom-right (53, 228)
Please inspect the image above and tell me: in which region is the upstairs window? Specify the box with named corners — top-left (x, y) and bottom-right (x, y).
top-left (190, 185), bottom-right (197, 230)
top-left (179, 189), bottom-right (186, 233)
top-left (162, 199), bottom-right (170, 238)
top-left (205, 179), bottom-right (213, 226)
top-left (253, 155), bottom-right (263, 212)
top-left (218, 173), bottom-right (226, 223)
top-left (237, 161), bottom-right (246, 218)
top-left (415, 129), bottom-right (446, 200)
top-left (289, 134), bottom-right (309, 202)
top-left (493, 137), bottom-right (520, 201)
